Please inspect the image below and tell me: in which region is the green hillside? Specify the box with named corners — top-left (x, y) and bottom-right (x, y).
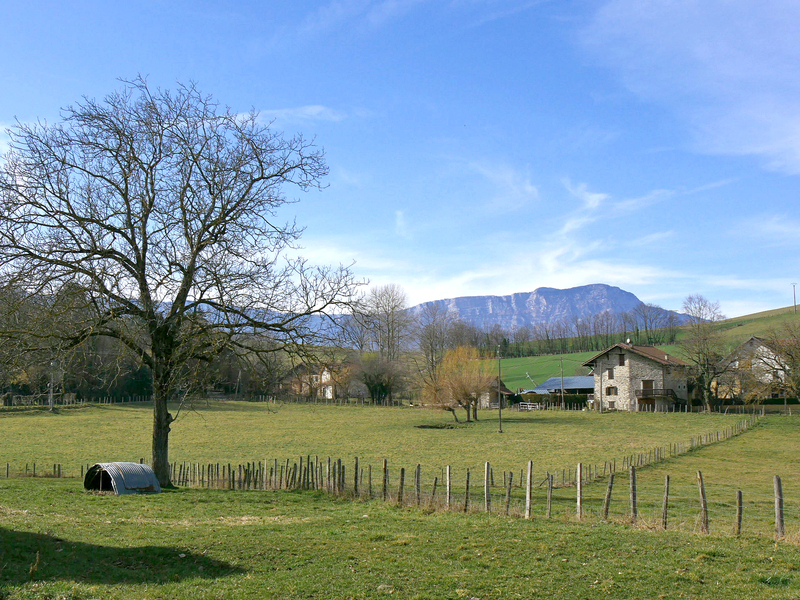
top-left (499, 305), bottom-right (800, 392)
top-left (500, 351), bottom-right (595, 392)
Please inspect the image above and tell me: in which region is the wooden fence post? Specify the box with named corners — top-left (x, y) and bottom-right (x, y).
top-left (354, 457), bottom-right (359, 497)
top-left (525, 461), bottom-right (533, 520)
top-left (464, 468), bottom-right (471, 513)
top-left (505, 472), bottom-right (513, 515)
top-left (774, 475), bottom-right (785, 540)
top-left (484, 462), bottom-right (491, 513)
top-left (602, 473), bottom-right (614, 520)
top-left (415, 464), bottom-right (421, 506)
top-left (576, 463), bottom-right (583, 520)
top-left (697, 470), bottom-right (709, 534)
top-left (546, 473), bottom-right (553, 519)
top-left (326, 457), bottom-right (331, 492)
top-left (398, 467), bottom-right (405, 505)
top-left (382, 459), bottom-right (388, 502)
top-left (629, 466), bottom-right (637, 522)
top-left (661, 475), bottom-right (670, 530)
top-left (446, 465), bottom-right (452, 510)
top-left (735, 490), bottom-right (743, 536)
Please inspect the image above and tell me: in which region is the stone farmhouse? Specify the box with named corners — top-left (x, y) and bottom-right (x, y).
top-left (582, 343), bottom-right (689, 411)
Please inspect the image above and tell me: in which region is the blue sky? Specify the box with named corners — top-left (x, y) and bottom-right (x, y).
top-left (2, 1), bottom-right (799, 318)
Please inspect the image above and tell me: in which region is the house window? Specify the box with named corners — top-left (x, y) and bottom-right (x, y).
top-left (605, 386), bottom-right (618, 396)
top-left (607, 368), bottom-right (614, 380)
top-left (618, 354), bottom-right (625, 366)
top-left (607, 401), bottom-right (615, 410)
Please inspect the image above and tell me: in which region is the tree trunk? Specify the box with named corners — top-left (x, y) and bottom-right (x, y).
top-left (464, 405), bottom-right (471, 422)
top-left (151, 367), bottom-right (174, 487)
top-left (472, 400), bottom-right (478, 421)
top-left (448, 407), bottom-right (460, 423)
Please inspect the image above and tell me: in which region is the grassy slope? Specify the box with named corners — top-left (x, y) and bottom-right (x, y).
top-left (499, 352), bottom-right (595, 391)
top-left (2, 407), bottom-right (800, 598)
top-left (499, 306), bottom-right (800, 391)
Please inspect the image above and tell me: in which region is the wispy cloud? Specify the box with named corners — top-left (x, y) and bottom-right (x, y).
top-left (627, 231), bottom-right (675, 246)
top-left (557, 179), bottom-right (608, 234)
top-left (613, 188), bottom-right (673, 213)
top-left (394, 210), bottom-right (411, 239)
top-left (259, 105), bottom-right (346, 126)
top-left (298, 0), bottom-right (546, 39)
top-left (470, 161), bottom-right (538, 211)
top-left (582, 0), bottom-right (800, 173)
top-left (737, 214), bottom-right (800, 246)
top-left (0, 121), bottom-right (19, 155)
top-left (458, 0), bottom-right (549, 29)
top-left (299, 0), bottom-right (424, 36)
top-left (563, 179), bottom-right (608, 209)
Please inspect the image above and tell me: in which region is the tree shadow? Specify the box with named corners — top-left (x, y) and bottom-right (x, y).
top-left (0, 527), bottom-right (243, 586)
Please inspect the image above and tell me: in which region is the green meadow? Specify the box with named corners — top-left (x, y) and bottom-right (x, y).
top-left (2, 402), bottom-right (800, 599)
top-left (0, 401), bottom-right (747, 477)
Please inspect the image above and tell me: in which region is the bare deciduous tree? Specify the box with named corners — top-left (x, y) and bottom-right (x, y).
top-left (0, 78), bottom-right (360, 485)
top-left (680, 294), bottom-right (729, 411)
top-left (362, 284), bottom-right (413, 362)
top-left (416, 302), bottom-right (454, 377)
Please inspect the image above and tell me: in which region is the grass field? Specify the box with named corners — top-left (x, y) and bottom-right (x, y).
top-left (3, 477), bottom-right (800, 599)
top-left (2, 403), bottom-right (800, 599)
top-left (0, 401), bottom-right (748, 479)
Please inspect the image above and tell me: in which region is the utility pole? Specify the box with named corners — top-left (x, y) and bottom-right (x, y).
top-left (48, 360), bottom-right (55, 412)
top-left (793, 283), bottom-right (797, 314)
top-left (560, 356), bottom-right (564, 409)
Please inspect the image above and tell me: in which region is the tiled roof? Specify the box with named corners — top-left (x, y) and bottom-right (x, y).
top-left (582, 343), bottom-right (688, 367)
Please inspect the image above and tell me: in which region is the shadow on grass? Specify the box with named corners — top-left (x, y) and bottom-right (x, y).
top-left (0, 527), bottom-right (243, 586)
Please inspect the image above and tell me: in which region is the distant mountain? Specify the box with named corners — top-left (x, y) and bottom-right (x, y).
top-left (409, 284), bottom-right (681, 330)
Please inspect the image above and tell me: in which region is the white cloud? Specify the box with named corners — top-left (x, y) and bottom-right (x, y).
top-left (556, 179), bottom-right (608, 234)
top-left (563, 179), bottom-right (608, 209)
top-left (259, 105), bottom-right (346, 126)
top-left (299, 0), bottom-right (370, 36)
top-left (394, 210), bottom-right (410, 238)
top-left (470, 161), bottom-right (538, 211)
top-left (583, 0), bottom-right (800, 173)
top-left (737, 214), bottom-right (800, 246)
top-left (299, 0), bottom-right (424, 36)
top-left (613, 189), bottom-right (673, 213)
top-left (0, 122), bottom-right (17, 155)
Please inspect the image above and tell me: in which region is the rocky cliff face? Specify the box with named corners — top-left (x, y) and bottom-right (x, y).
top-left (410, 284), bottom-right (646, 329)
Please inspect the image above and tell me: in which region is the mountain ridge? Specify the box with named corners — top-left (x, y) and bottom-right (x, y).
top-left (410, 283), bottom-right (678, 330)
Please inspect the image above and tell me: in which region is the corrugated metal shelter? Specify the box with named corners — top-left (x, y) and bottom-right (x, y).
top-left (83, 462), bottom-right (161, 495)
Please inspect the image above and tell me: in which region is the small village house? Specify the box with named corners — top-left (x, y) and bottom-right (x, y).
top-left (715, 336), bottom-right (788, 400)
top-left (582, 343), bottom-right (689, 411)
top-left (280, 363), bottom-right (345, 400)
top-left (478, 377), bottom-right (515, 409)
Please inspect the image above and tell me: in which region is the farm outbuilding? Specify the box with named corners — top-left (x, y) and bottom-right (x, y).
top-left (83, 462), bottom-right (161, 495)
